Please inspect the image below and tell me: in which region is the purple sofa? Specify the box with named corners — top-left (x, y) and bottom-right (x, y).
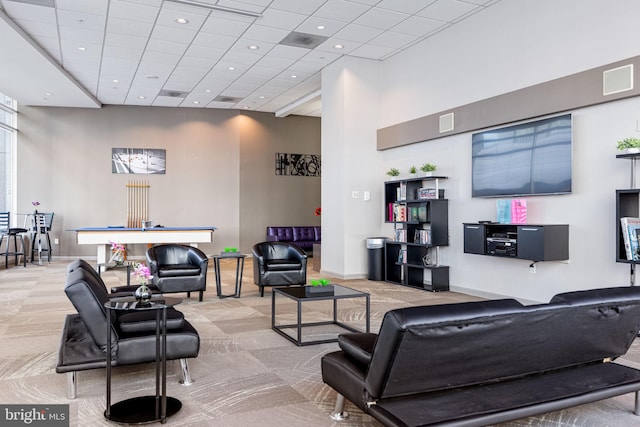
top-left (266, 226), bottom-right (321, 252)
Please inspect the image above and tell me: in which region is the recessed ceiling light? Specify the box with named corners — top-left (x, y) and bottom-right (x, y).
top-left (193, 101), bottom-right (200, 105)
top-left (175, 18), bottom-right (189, 24)
top-left (259, 96), bottom-right (265, 99)
top-left (44, 92), bottom-right (52, 96)
top-left (78, 47), bottom-right (86, 51)
top-left (334, 44), bottom-right (344, 49)
top-left (145, 75), bottom-right (159, 79)
top-left (243, 106), bottom-right (250, 109)
top-left (205, 89), bottom-right (211, 93)
top-left (317, 25), bottom-right (325, 30)
top-left (248, 45), bottom-right (259, 50)
top-left (113, 79), bottom-right (119, 83)
top-left (290, 75), bottom-right (297, 79)
top-left (228, 66), bottom-right (235, 71)
top-left (138, 95), bottom-right (146, 100)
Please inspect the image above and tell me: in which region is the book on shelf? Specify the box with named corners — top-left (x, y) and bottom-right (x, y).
top-left (413, 229), bottom-right (431, 244)
top-left (395, 229), bottom-right (407, 242)
top-left (396, 182), bottom-right (407, 201)
top-left (392, 203), bottom-right (407, 222)
top-left (621, 217), bottom-right (640, 260)
top-left (397, 249), bottom-right (407, 264)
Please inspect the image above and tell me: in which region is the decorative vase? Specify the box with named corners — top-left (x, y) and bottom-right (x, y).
top-left (134, 283), bottom-right (152, 306)
top-left (627, 148), bottom-right (640, 154)
top-left (112, 250), bottom-right (124, 266)
top-left (424, 171), bottom-right (433, 177)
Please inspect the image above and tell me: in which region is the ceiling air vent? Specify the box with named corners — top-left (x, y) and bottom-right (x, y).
top-left (213, 95), bottom-right (242, 103)
top-left (158, 90), bottom-right (188, 98)
top-left (279, 32), bottom-right (328, 50)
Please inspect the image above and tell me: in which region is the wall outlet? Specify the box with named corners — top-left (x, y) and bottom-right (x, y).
top-left (54, 238), bottom-right (59, 245)
top-left (351, 190), bottom-right (359, 199)
top-left (529, 264), bottom-right (536, 274)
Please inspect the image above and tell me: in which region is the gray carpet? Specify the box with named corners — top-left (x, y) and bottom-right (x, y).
top-left (0, 258), bottom-right (639, 426)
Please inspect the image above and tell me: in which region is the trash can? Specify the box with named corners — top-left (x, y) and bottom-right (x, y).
top-left (366, 237), bottom-right (387, 281)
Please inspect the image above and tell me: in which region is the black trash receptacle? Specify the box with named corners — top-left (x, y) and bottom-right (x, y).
top-left (366, 237), bottom-right (386, 281)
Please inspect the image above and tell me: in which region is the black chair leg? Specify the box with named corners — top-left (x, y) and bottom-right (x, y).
top-left (187, 291), bottom-right (191, 299)
top-left (199, 291), bottom-right (203, 302)
top-left (260, 286), bottom-right (264, 297)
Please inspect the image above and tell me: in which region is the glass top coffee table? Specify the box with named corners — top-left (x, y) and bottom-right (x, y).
top-left (271, 284), bottom-right (370, 346)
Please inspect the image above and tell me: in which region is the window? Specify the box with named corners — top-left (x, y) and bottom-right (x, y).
top-left (0, 94), bottom-right (17, 213)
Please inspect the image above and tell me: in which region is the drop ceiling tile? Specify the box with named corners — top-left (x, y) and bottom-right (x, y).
top-left (368, 30), bottom-right (418, 49)
top-left (334, 23), bottom-right (382, 43)
top-left (155, 6), bottom-right (208, 29)
top-left (177, 56), bottom-right (219, 70)
top-left (109, 0), bottom-right (160, 23)
top-left (301, 49), bottom-right (341, 64)
top-left (192, 31), bottom-right (236, 49)
top-left (102, 44), bottom-right (144, 61)
top-left (104, 33), bottom-right (148, 49)
top-left (58, 26), bottom-right (104, 44)
top-left (258, 8), bottom-right (307, 30)
top-left (418, 0), bottom-right (479, 22)
top-left (295, 16), bottom-right (346, 37)
top-left (184, 44), bottom-right (226, 62)
top-left (348, 0), bottom-right (382, 5)
top-left (268, 44), bottom-right (309, 60)
top-left (216, 0), bottom-right (268, 14)
top-left (150, 24), bottom-right (197, 43)
top-left (315, 37), bottom-right (358, 55)
top-left (270, 0), bottom-right (327, 14)
top-left (56, 0), bottom-right (109, 14)
top-left (288, 59), bottom-right (325, 74)
top-left (146, 38), bottom-right (189, 55)
top-left (241, 24), bottom-right (290, 44)
top-left (219, 50), bottom-right (262, 66)
top-left (57, 10), bottom-right (106, 30)
top-left (107, 17), bottom-right (154, 37)
top-left (255, 55), bottom-right (296, 69)
top-left (354, 7), bottom-right (408, 30)
top-left (377, 0), bottom-right (436, 14)
top-left (314, 0), bottom-right (370, 23)
top-left (391, 15), bottom-right (446, 36)
top-left (200, 16), bottom-right (251, 36)
top-left (141, 50), bottom-right (182, 66)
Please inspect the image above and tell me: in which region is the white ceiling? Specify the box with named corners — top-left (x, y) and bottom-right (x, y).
top-left (0, 0), bottom-right (499, 117)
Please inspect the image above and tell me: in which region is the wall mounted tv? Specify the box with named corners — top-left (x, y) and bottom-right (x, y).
top-left (471, 113), bottom-right (572, 197)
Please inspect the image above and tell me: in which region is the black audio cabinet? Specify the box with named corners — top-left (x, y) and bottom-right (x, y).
top-left (463, 223), bottom-right (569, 262)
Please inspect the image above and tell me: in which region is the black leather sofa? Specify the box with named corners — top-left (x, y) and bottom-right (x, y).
top-left (266, 226), bottom-right (320, 252)
top-left (321, 287), bottom-right (640, 426)
top-left (56, 261), bottom-right (200, 398)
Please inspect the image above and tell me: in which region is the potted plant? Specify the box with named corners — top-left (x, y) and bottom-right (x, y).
top-left (420, 163), bottom-right (437, 176)
top-left (616, 137), bottom-right (640, 154)
top-left (409, 166), bottom-right (417, 177)
top-left (386, 168), bottom-right (400, 177)
top-left (307, 278), bottom-right (333, 295)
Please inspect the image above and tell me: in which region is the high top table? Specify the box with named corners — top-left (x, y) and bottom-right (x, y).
top-left (72, 226), bottom-right (216, 265)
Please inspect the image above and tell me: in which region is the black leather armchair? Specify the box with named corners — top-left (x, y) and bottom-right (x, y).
top-left (146, 244), bottom-right (209, 301)
top-left (252, 241), bottom-right (307, 297)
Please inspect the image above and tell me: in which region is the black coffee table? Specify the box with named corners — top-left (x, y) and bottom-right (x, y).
top-left (271, 284), bottom-right (370, 346)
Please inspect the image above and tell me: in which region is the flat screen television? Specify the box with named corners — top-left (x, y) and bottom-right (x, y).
top-left (471, 113), bottom-right (572, 197)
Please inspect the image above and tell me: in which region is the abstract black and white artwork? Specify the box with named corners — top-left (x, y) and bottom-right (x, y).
top-left (275, 153), bottom-right (321, 177)
top-left (112, 148), bottom-right (166, 174)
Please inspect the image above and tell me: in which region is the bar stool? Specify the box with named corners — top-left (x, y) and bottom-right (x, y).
top-left (0, 212), bottom-right (28, 268)
top-left (30, 212), bottom-right (54, 265)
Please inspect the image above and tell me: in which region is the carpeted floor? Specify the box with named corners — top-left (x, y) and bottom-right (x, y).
top-left (1, 258), bottom-right (639, 426)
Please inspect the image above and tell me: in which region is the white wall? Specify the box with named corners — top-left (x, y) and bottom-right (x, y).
top-left (321, 0), bottom-right (640, 301)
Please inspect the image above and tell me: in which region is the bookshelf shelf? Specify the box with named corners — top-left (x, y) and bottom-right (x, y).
top-left (615, 153), bottom-right (640, 286)
top-left (384, 177), bottom-right (449, 292)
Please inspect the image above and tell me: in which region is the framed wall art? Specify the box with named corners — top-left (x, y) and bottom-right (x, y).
top-left (112, 148), bottom-right (166, 174)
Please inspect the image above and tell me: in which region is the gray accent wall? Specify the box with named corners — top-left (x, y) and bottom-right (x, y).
top-left (16, 105), bottom-right (320, 259)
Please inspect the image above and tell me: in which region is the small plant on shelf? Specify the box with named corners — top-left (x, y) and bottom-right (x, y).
top-left (310, 278), bottom-right (330, 287)
top-left (386, 168), bottom-right (400, 177)
top-left (420, 163), bottom-right (437, 172)
top-left (616, 137), bottom-right (640, 152)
